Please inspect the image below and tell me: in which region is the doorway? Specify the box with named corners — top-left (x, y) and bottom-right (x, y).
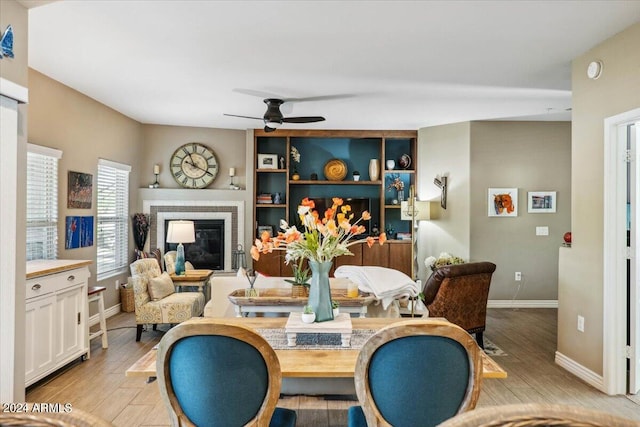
top-left (603, 108), bottom-right (640, 395)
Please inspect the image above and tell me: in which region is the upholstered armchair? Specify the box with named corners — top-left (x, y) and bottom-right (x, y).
top-left (422, 262), bottom-right (496, 348)
top-left (129, 258), bottom-right (205, 342)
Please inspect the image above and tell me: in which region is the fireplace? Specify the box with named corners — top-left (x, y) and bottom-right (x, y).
top-left (144, 199), bottom-right (245, 273)
top-left (165, 219), bottom-right (224, 270)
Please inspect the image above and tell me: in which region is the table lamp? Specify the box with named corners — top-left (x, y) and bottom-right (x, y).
top-left (166, 220), bottom-right (195, 275)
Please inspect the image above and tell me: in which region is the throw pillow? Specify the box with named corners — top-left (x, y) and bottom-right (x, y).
top-left (135, 248), bottom-right (162, 271)
top-left (148, 272), bottom-right (175, 301)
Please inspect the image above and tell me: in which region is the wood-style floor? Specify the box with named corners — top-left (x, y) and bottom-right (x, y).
top-left (26, 308), bottom-right (640, 426)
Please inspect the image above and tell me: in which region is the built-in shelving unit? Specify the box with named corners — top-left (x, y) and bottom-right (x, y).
top-left (253, 129), bottom-right (417, 276)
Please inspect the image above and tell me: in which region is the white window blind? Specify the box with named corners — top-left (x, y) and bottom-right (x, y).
top-left (26, 144), bottom-right (62, 261)
top-left (97, 159), bottom-right (131, 280)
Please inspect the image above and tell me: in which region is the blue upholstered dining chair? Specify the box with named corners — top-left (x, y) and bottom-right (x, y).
top-left (348, 319), bottom-right (482, 427)
top-left (156, 320), bottom-right (297, 427)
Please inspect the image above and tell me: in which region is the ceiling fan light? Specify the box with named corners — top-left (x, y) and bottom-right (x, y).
top-left (265, 121), bottom-right (282, 129)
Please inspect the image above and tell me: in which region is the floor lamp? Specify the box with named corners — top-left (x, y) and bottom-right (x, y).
top-left (401, 185), bottom-right (431, 281)
top-left (166, 220), bottom-right (195, 276)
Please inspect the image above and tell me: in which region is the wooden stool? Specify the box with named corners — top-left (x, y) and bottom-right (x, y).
top-left (87, 286), bottom-right (108, 359)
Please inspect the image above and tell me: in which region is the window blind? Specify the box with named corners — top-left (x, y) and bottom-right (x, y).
top-left (26, 144), bottom-right (62, 261)
top-left (97, 159), bottom-right (131, 280)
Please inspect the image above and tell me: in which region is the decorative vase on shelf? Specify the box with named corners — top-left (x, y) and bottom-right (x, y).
top-left (308, 260), bottom-right (334, 322)
top-left (386, 159), bottom-right (396, 170)
top-left (292, 171), bottom-right (300, 181)
top-left (368, 159), bottom-right (380, 181)
top-left (397, 189), bottom-right (405, 202)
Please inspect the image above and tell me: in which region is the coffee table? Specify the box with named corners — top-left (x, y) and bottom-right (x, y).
top-left (227, 287), bottom-right (376, 318)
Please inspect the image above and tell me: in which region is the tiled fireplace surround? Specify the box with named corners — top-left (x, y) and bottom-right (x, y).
top-left (143, 200), bottom-right (245, 273)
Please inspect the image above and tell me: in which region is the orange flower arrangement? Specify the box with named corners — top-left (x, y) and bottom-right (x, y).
top-left (251, 197), bottom-right (386, 264)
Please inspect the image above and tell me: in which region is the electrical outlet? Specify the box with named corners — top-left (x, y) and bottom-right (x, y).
top-left (115, 279), bottom-right (120, 290)
top-left (577, 315), bottom-right (585, 332)
top-left (515, 272), bottom-right (522, 281)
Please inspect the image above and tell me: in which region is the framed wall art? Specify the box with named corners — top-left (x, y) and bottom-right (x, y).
top-left (68, 171), bottom-right (93, 209)
top-left (488, 188), bottom-right (518, 217)
top-left (528, 191), bottom-right (557, 213)
top-left (257, 153), bottom-right (278, 170)
top-left (65, 216), bottom-right (94, 249)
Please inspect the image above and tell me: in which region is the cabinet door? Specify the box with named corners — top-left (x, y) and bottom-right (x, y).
top-left (25, 295), bottom-right (56, 384)
top-left (333, 243), bottom-right (363, 275)
top-left (55, 285), bottom-right (85, 362)
top-left (362, 243), bottom-right (389, 268)
top-left (389, 243), bottom-right (412, 277)
top-left (253, 251), bottom-right (284, 277)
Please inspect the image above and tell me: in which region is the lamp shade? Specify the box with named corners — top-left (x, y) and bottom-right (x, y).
top-left (166, 220), bottom-right (195, 244)
top-left (400, 200), bottom-right (431, 221)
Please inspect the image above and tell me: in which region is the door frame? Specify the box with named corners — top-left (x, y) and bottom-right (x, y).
top-left (603, 107), bottom-right (640, 395)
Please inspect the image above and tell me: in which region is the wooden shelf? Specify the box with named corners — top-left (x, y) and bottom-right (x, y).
top-left (289, 180), bottom-right (381, 185)
top-left (384, 169), bottom-right (415, 174)
top-left (385, 205), bottom-right (402, 209)
top-left (256, 204), bottom-right (286, 208)
top-left (257, 169), bottom-right (287, 173)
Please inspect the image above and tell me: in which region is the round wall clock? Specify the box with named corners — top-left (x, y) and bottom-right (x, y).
top-left (170, 142), bottom-right (219, 188)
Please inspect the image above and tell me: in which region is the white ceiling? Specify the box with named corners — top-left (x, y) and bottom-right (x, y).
top-left (25, 1), bottom-right (640, 131)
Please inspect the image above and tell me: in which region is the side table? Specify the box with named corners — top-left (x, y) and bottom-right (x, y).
top-left (170, 269), bottom-right (213, 303)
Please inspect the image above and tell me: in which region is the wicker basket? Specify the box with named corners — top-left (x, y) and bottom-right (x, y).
top-left (120, 287), bottom-right (135, 312)
top-left (291, 285), bottom-right (309, 298)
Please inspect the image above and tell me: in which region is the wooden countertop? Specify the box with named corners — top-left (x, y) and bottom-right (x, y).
top-left (26, 259), bottom-right (92, 279)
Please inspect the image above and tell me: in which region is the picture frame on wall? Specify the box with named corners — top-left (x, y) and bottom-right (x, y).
top-left (257, 153), bottom-right (278, 170)
top-left (528, 191), bottom-right (557, 213)
top-left (488, 188), bottom-right (518, 217)
top-left (67, 171), bottom-right (93, 209)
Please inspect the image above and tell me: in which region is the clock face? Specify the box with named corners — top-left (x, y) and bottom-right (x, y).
top-left (170, 143), bottom-right (219, 188)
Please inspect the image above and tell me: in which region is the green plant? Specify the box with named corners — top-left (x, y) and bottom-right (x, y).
top-left (284, 258), bottom-right (310, 286)
top-left (425, 252), bottom-right (465, 271)
top-left (303, 304), bottom-right (314, 314)
top-left (331, 300), bottom-right (340, 309)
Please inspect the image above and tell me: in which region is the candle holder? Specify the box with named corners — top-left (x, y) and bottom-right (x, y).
top-left (152, 173), bottom-right (159, 188)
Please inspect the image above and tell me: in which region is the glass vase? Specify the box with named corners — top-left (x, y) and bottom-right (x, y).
top-left (397, 189), bottom-right (405, 202)
top-left (308, 260), bottom-right (334, 322)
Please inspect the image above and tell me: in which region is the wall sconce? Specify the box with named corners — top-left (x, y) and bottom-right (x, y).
top-left (434, 175), bottom-right (447, 209)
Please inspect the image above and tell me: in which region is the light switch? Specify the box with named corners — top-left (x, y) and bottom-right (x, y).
top-left (536, 226), bottom-right (549, 236)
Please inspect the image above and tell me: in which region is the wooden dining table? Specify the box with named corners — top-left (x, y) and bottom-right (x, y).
top-left (126, 316), bottom-right (507, 380)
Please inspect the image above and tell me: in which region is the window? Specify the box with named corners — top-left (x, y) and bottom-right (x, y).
top-left (26, 144), bottom-right (62, 261)
top-left (97, 159), bottom-right (131, 280)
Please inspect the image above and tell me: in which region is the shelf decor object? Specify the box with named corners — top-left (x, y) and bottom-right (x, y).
top-left (324, 158), bottom-right (348, 181)
top-left (166, 220), bottom-right (195, 275)
top-left (368, 159), bottom-right (380, 181)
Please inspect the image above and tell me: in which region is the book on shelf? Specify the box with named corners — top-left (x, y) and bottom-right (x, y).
top-left (257, 193), bottom-right (273, 204)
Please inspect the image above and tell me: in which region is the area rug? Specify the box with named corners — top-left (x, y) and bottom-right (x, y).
top-left (483, 338), bottom-right (507, 356)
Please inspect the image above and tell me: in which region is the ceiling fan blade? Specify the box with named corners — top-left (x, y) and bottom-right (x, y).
top-left (223, 113), bottom-right (263, 120)
top-left (282, 116), bottom-right (326, 123)
top-left (264, 126), bottom-right (276, 133)
top-left (286, 94), bottom-right (356, 103)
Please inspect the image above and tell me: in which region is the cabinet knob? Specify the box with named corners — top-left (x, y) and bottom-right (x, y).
top-left (31, 284), bottom-right (41, 291)
top-left (67, 275), bottom-right (75, 281)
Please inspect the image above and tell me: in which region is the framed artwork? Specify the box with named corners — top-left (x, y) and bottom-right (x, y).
top-left (65, 216), bottom-right (94, 249)
top-left (68, 171), bottom-right (93, 209)
top-left (488, 188), bottom-right (518, 217)
top-left (257, 153), bottom-right (278, 170)
top-left (528, 191), bottom-right (557, 213)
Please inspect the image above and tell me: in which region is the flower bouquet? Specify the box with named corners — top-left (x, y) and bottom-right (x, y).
top-left (252, 197), bottom-right (386, 321)
top-left (424, 252), bottom-right (465, 272)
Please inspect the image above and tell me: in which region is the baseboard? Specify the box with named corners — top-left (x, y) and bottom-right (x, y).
top-left (555, 351), bottom-right (605, 392)
top-left (89, 304), bottom-right (121, 327)
top-left (488, 300), bottom-right (558, 308)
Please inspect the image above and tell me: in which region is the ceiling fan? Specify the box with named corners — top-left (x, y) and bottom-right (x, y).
top-left (224, 98), bottom-right (325, 132)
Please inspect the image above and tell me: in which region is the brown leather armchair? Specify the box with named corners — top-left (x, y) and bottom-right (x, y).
top-left (422, 262), bottom-right (496, 349)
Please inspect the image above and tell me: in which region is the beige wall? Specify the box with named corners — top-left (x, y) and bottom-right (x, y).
top-left (0, 0), bottom-right (28, 87)
top-left (141, 124), bottom-right (246, 190)
top-left (558, 22), bottom-right (640, 375)
top-left (470, 121), bottom-right (571, 300)
top-left (28, 69), bottom-right (144, 310)
top-left (416, 122), bottom-right (471, 283)
top-left (418, 121), bottom-right (571, 300)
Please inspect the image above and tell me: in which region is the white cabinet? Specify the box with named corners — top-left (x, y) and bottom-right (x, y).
top-left (25, 261), bottom-right (91, 387)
